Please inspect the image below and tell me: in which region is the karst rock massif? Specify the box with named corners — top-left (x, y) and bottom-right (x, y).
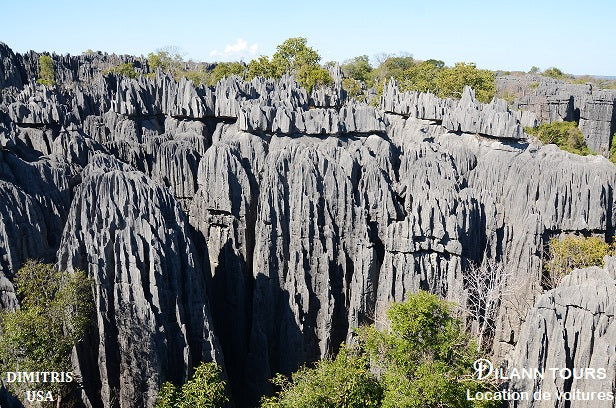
top-left (1, 43), bottom-right (616, 407)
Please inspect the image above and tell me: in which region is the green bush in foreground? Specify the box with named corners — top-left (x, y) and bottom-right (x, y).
top-left (37, 54), bottom-right (55, 86)
top-left (544, 235), bottom-right (613, 288)
top-left (525, 121), bottom-right (593, 156)
top-left (0, 261), bottom-right (94, 405)
top-left (263, 291), bottom-right (497, 408)
top-left (156, 362), bottom-right (228, 408)
top-left (261, 346), bottom-right (382, 408)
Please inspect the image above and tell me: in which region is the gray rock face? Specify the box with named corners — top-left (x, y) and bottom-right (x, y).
top-left (1, 42), bottom-right (616, 408)
top-left (56, 162), bottom-right (221, 408)
top-left (382, 81), bottom-right (533, 139)
top-left (0, 179), bottom-right (51, 309)
top-left (497, 75), bottom-right (616, 156)
top-left (508, 259), bottom-right (616, 407)
top-left (0, 42), bottom-right (23, 89)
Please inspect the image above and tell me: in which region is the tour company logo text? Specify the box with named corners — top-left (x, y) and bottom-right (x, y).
top-left (466, 360), bottom-right (614, 403)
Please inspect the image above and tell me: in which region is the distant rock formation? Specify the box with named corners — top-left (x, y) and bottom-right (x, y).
top-left (497, 75), bottom-right (616, 155)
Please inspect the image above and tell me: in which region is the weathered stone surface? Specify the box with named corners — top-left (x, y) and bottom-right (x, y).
top-left (0, 179), bottom-right (51, 308)
top-left (497, 75), bottom-right (616, 156)
top-left (1, 41), bottom-right (616, 408)
top-left (0, 42), bottom-right (23, 89)
top-left (508, 259), bottom-right (616, 407)
top-left (57, 165), bottom-right (221, 408)
top-left (383, 81), bottom-right (532, 139)
top-left (443, 87), bottom-right (529, 139)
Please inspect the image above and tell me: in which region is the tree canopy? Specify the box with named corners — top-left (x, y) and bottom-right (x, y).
top-left (246, 37), bottom-right (332, 92)
top-left (262, 291), bottom-right (498, 408)
top-left (156, 362), bottom-right (229, 408)
top-left (0, 261), bottom-right (94, 404)
top-left (37, 55), bottom-right (55, 87)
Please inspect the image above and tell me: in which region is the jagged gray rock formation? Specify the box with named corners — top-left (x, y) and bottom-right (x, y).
top-left (56, 157), bottom-right (222, 408)
top-left (497, 75), bottom-right (616, 155)
top-left (382, 80), bottom-right (534, 139)
top-left (1, 42), bottom-right (615, 407)
top-left (508, 258), bottom-right (616, 407)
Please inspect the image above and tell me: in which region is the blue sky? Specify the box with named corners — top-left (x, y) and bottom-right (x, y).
top-left (1, 0), bottom-right (614, 75)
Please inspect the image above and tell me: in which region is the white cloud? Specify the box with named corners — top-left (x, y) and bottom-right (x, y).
top-left (209, 38), bottom-right (259, 60)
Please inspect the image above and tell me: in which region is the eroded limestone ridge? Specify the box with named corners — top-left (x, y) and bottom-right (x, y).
top-left (1, 42), bottom-right (616, 407)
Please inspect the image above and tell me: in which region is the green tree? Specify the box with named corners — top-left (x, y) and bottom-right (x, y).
top-left (0, 261), bottom-right (94, 406)
top-left (296, 64), bottom-right (332, 93)
top-left (262, 292), bottom-right (496, 408)
top-left (341, 55), bottom-right (373, 83)
top-left (104, 62), bottom-right (139, 79)
top-left (542, 67), bottom-right (568, 80)
top-left (247, 56), bottom-right (278, 79)
top-left (524, 121), bottom-right (592, 156)
top-left (543, 235), bottom-right (613, 288)
top-left (156, 362), bottom-right (228, 408)
top-left (435, 62), bottom-right (495, 103)
top-left (37, 54), bottom-right (55, 87)
top-left (271, 37), bottom-right (321, 77)
top-left (205, 62), bottom-right (246, 86)
top-left (402, 60), bottom-right (443, 93)
top-left (147, 48), bottom-right (185, 79)
top-left (342, 78), bottom-right (364, 100)
top-left (246, 37), bottom-right (332, 92)
top-left (359, 291), bottom-right (497, 408)
top-left (528, 66), bottom-right (541, 74)
top-left (261, 346), bottom-right (383, 408)
top-left (370, 55), bottom-right (415, 89)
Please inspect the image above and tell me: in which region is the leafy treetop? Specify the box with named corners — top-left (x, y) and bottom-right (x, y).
top-left (37, 54), bottom-right (55, 87)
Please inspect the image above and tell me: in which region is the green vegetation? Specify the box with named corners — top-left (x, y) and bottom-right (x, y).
top-left (370, 54), bottom-right (415, 88)
top-left (155, 362), bottom-right (228, 408)
top-left (263, 291), bottom-right (497, 408)
top-left (544, 235), bottom-right (613, 288)
top-left (104, 62), bottom-right (139, 78)
top-left (525, 121), bottom-right (593, 156)
top-left (262, 346), bottom-right (382, 408)
top-left (0, 261), bottom-right (93, 404)
top-left (435, 62), bottom-right (495, 103)
top-left (341, 55), bottom-right (373, 83)
top-left (246, 37), bottom-right (332, 93)
top-left (147, 48), bottom-right (184, 77)
top-left (37, 54), bottom-right (55, 87)
top-left (342, 54), bottom-right (496, 104)
top-left (342, 77), bottom-right (364, 100)
top-left (542, 67), bottom-right (568, 81)
top-left (206, 62), bottom-right (246, 86)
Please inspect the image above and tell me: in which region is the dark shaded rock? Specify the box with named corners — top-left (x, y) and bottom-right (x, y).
top-left (0, 42), bottom-right (23, 88)
top-left (57, 166), bottom-right (221, 408)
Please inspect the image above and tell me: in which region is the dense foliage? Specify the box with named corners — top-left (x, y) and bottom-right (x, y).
top-left (37, 54), bottom-right (55, 86)
top-left (0, 261), bottom-right (93, 404)
top-left (261, 346), bottom-right (382, 408)
top-left (246, 37), bottom-right (332, 92)
top-left (262, 291), bottom-right (497, 408)
top-left (524, 121), bottom-right (592, 156)
top-left (544, 235), bottom-right (613, 288)
top-left (341, 54), bottom-right (495, 104)
top-left (156, 362), bottom-right (228, 408)
top-left (104, 62), bottom-right (139, 78)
